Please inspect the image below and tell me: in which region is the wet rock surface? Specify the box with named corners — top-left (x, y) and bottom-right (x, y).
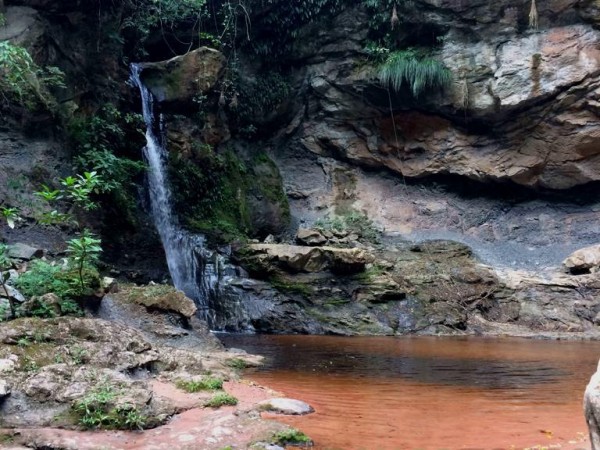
top-left (585, 360), bottom-right (600, 449)
top-left (0, 284), bottom-right (301, 449)
top-left (139, 47), bottom-right (225, 106)
top-left (231, 237), bottom-right (600, 338)
top-left (258, 398), bottom-right (314, 416)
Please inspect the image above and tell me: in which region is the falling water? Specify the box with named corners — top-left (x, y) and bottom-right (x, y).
top-left (130, 64), bottom-right (220, 324)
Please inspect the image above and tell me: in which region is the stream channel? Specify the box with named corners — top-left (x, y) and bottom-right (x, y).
top-left (221, 334), bottom-right (600, 450)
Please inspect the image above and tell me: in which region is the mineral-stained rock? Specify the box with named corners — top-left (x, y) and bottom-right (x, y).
top-left (247, 244), bottom-right (373, 274)
top-left (564, 244), bottom-right (600, 273)
top-left (126, 285), bottom-right (197, 318)
top-left (296, 228), bottom-right (328, 246)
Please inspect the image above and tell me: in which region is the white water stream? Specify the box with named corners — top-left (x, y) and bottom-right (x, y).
top-left (130, 65), bottom-right (219, 323)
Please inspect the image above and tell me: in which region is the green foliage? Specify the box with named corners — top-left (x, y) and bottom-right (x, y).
top-left (170, 148), bottom-right (289, 243)
top-left (354, 263), bottom-right (386, 282)
top-left (248, 0), bottom-right (347, 56)
top-left (15, 259), bottom-right (98, 310)
top-left (176, 376), bottom-right (223, 392)
top-left (15, 261), bottom-right (71, 298)
top-left (73, 383), bottom-right (147, 430)
top-left (69, 104), bottom-right (146, 222)
top-left (70, 345), bottom-right (89, 365)
top-left (273, 429), bottom-right (312, 446)
top-left (1, 206), bottom-right (20, 229)
top-left (224, 358), bottom-right (248, 370)
top-left (0, 41), bottom-right (64, 111)
top-left (229, 71), bottom-right (291, 136)
top-left (60, 172), bottom-right (102, 211)
top-left (270, 276), bottom-right (313, 297)
top-left (67, 230), bottom-right (102, 293)
top-left (378, 49), bottom-right (452, 97)
top-left (203, 392), bottom-right (238, 408)
top-left (0, 245), bottom-right (11, 269)
top-left (122, 0), bottom-right (208, 55)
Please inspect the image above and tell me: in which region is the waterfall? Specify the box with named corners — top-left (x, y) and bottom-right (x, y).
top-left (130, 65), bottom-right (219, 324)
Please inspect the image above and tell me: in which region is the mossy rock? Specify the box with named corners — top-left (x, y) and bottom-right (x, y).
top-left (169, 147), bottom-right (289, 243)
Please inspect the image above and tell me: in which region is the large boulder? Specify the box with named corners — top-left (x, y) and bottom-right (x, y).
top-left (125, 285), bottom-right (197, 318)
top-left (140, 47), bottom-right (225, 104)
top-left (247, 244), bottom-right (374, 274)
top-left (585, 360), bottom-right (600, 449)
top-left (7, 243), bottom-right (43, 261)
top-left (0, 6), bottom-right (44, 47)
top-left (296, 228), bottom-right (328, 246)
top-left (563, 244), bottom-right (600, 273)
top-left (258, 398), bottom-right (314, 415)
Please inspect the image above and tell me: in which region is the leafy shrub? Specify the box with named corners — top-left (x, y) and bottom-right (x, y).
top-left (204, 392), bottom-right (238, 408)
top-left (15, 260), bottom-right (99, 310)
top-left (315, 211), bottom-right (380, 243)
top-left (378, 49), bottom-right (452, 97)
top-left (69, 104), bottom-right (146, 223)
top-left (0, 41), bottom-right (64, 111)
top-left (225, 358), bottom-right (248, 370)
top-left (15, 261), bottom-right (74, 299)
top-left (248, 0), bottom-right (347, 56)
top-left (274, 429), bottom-right (312, 446)
top-left (67, 231), bottom-right (102, 293)
top-left (121, 0), bottom-right (208, 55)
top-left (73, 384), bottom-right (147, 430)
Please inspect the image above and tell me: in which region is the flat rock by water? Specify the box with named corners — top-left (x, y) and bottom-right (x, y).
top-left (259, 398), bottom-right (314, 415)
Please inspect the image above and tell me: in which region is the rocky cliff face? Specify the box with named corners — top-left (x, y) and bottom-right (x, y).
top-left (2, 0), bottom-right (600, 336)
top-left (283, 2), bottom-right (600, 190)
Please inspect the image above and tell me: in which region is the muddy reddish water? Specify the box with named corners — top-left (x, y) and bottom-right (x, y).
top-left (221, 335), bottom-right (600, 450)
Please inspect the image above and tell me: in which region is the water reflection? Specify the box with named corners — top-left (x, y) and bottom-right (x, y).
top-left (221, 335), bottom-right (599, 449)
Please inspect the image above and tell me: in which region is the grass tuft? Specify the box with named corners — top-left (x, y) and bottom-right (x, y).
top-left (378, 49), bottom-right (452, 97)
top-left (204, 392), bottom-right (238, 408)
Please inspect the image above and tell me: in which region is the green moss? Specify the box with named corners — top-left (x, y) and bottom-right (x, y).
top-left (169, 148), bottom-right (289, 244)
top-left (0, 432), bottom-right (15, 445)
top-left (353, 264), bottom-right (386, 283)
top-left (225, 358), bottom-right (248, 370)
top-left (323, 297), bottom-right (350, 306)
top-left (270, 276), bottom-right (313, 297)
top-left (126, 284), bottom-right (174, 302)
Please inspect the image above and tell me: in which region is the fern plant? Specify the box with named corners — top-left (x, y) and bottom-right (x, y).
top-left (378, 49), bottom-right (452, 97)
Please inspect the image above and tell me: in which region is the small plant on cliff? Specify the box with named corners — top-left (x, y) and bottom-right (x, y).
top-left (315, 211), bottom-right (380, 244)
top-left (273, 429), bottom-right (312, 446)
top-left (0, 41), bottom-right (64, 111)
top-left (378, 49), bottom-right (452, 97)
top-left (67, 230), bottom-right (102, 294)
top-left (74, 383), bottom-right (147, 430)
top-left (1, 206), bottom-right (20, 229)
top-left (225, 358), bottom-right (248, 370)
